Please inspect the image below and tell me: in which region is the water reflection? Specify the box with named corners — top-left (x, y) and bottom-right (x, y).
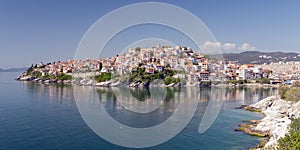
top-left (73, 86), bottom-right (200, 148)
top-left (20, 81), bottom-right (278, 115)
top-left (20, 82), bottom-right (278, 129)
top-left (221, 87), bottom-right (278, 110)
top-left (16, 81), bottom-right (279, 149)
top-left (20, 82), bottom-right (74, 105)
top-left (112, 87), bottom-right (166, 114)
top-left (20, 82), bottom-right (278, 120)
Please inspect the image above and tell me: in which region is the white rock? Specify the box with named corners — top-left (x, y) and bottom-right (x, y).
top-left (287, 101), bottom-right (300, 119)
top-left (250, 95), bottom-right (298, 149)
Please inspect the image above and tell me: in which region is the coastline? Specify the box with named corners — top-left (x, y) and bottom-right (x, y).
top-left (16, 75), bottom-right (281, 88)
top-left (237, 96), bottom-right (300, 149)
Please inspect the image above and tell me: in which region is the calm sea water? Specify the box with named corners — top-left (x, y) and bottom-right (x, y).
top-left (0, 72), bottom-right (278, 150)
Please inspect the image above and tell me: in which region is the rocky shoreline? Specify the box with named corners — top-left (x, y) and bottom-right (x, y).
top-left (17, 75), bottom-right (281, 88)
top-left (16, 75), bottom-right (184, 87)
top-left (237, 96), bottom-right (300, 149)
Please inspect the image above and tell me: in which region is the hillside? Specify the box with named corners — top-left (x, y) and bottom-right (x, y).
top-left (222, 51), bottom-right (300, 64)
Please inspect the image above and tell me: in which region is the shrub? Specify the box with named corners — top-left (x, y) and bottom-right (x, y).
top-left (228, 80), bottom-right (238, 84)
top-left (57, 73), bottom-right (72, 80)
top-left (279, 85), bottom-right (289, 99)
top-left (163, 76), bottom-right (173, 85)
top-left (277, 118), bottom-right (300, 150)
top-left (238, 80), bottom-right (246, 84)
top-left (163, 76), bottom-right (180, 85)
top-left (261, 78), bottom-right (270, 84)
top-left (285, 88), bottom-right (300, 102)
top-left (255, 78), bottom-right (270, 84)
top-left (26, 66), bottom-right (34, 74)
top-left (42, 74), bottom-right (56, 79)
top-left (95, 72), bottom-right (112, 82)
top-left (30, 71), bottom-right (42, 78)
top-left (293, 81), bottom-right (300, 87)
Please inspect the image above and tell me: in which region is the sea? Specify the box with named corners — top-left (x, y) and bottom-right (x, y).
top-left (0, 72), bottom-right (278, 150)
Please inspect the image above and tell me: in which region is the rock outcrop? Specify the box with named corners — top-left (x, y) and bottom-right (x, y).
top-left (239, 96), bottom-right (300, 149)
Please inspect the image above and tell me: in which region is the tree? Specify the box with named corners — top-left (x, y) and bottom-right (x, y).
top-left (135, 47), bottom-right (141, 51)
top-left (26, 65), bottom-right (34, 74)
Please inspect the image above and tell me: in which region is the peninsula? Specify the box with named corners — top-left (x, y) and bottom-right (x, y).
top-left (16, 45), bottom-right (300, 87)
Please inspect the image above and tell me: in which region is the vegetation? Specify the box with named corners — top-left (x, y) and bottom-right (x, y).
top-left (239, 79), bottom-right (248, 84)
top-left (256, 78), bottom-right (271, 84)
top-left (42, 74), bottom-right (56, 79)
top-left (95, 72), bottom-right (112, 82)
top-left (26, 65), bottom-right (34, 74)
top-left (241, 105), bottom-right (262, 113)
top-left (279, 85), bottom-right (300, 102)
top-left (293, 81), bottom-right (300, 87)
top-left (227, 80), bottom-right (238, 85)
top-left (57, 73), bottom-right (72, 80)
top-left (130, 88), bottom-right (151, 101)
top-left (279, 85), bottom-right (290, 99)
top-left (135, 47), bottom-right (141, 51)
top-left (284, 88), bottom-right (300, 102)
top-left (225, 79), bottom-right (248, 85)
top-left (277, 118), bottom-right (300, 150)
top-left (163, 76), bottom-right (180, 85)
top-left (30, 71), bottom-right (42, 78)
top-left (129, 66), bottom-right (180, 85)
top-left (235, 123), bottom-right (269, 137)
top-left (40, 73), bottom-right (72, 80)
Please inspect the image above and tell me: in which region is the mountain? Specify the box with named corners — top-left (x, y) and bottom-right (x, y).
top-left (0, 67), bottom-right (27, 72)
top-left (222, 51), bottom-right (300, 64)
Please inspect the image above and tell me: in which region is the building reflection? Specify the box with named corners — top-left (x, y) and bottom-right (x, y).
top-left (20, 82), bottom-right (74, 105)
top-left (20, 81), bottom-right (278, 123)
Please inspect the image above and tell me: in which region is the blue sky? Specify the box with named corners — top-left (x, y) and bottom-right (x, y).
top-left (0, 0), bottom-right (300, 68)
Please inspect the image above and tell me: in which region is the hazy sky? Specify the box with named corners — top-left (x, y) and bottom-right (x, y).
top-left (1, 0), bottom-right (300, 68)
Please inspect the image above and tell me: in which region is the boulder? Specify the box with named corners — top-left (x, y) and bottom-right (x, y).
top-left (287, 101), bottom-right (300, 119)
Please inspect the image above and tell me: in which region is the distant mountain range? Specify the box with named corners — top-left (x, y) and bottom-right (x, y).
top-left (221, 51), bottom-right (300, 64)
top-left (0, 67), bottom-right (27, 72)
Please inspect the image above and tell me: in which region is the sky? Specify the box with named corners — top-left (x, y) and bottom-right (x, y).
top-left (0, 0), bottom-right (300, 68)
